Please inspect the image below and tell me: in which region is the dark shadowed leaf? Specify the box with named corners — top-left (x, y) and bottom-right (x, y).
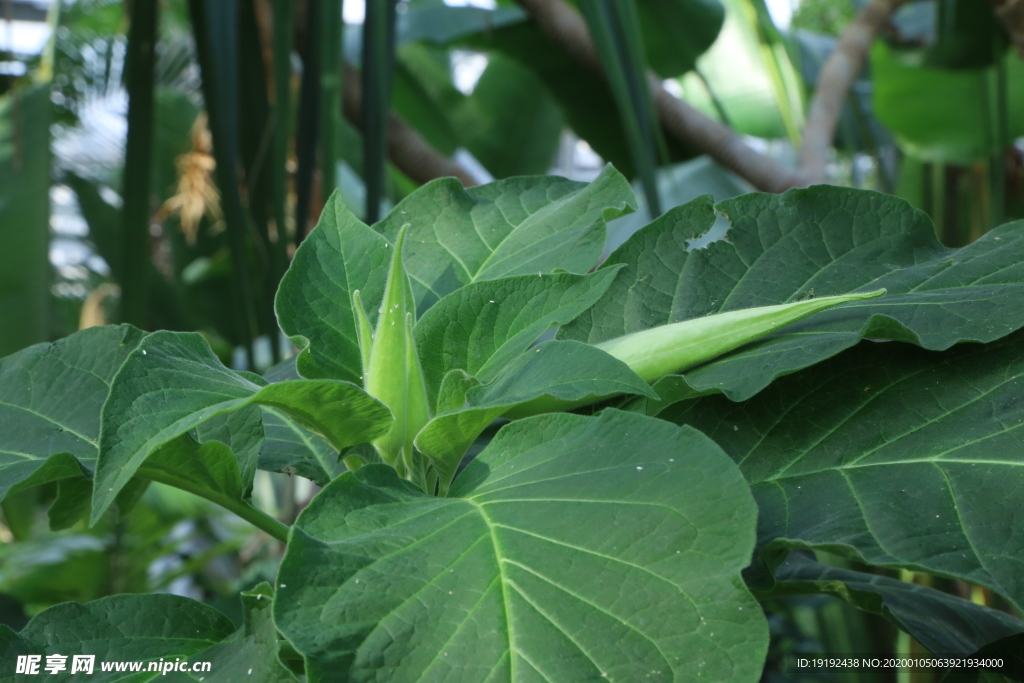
top-left (663, 329), bottom-right (1024, 612)
top-left (767, 552), bottom-right (1024, 655)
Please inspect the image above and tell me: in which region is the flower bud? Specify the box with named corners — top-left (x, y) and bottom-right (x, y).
top-left (362, 226), bottom-right (431, 478)
top-left (595, 289), bottom-right (886, 383)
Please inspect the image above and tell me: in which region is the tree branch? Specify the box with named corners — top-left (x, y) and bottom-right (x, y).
top-left (990, 0), bottom-right (1024, 57)
top-left (800, 0), bottom-right (911, 184)
top-left (342, 62), bottom-right (477, 188)
top-left (513, 0), bottom-right (807, 192)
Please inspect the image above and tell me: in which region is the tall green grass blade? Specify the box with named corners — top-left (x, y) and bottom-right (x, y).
top-left (580, 0), bottom-right (662, 216)
top-left (320, 0), bottom-right (343, 200)
top-left (120, 0), bottom-right (159, 328)
top-left (0, 87), bottom-right (50, 356)
top-left (271, 0), bottom-right (294, 268)
top-left (187, 0), bottom-right (260, 367)
top-left (238, 0), bottom-right (280, 362)
top-left (362, 0), bottom-right (398, 224)
top-left (294, 0), bottom-right (320, 244)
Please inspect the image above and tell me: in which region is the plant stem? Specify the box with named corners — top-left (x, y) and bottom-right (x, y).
top-left (137, 467), bottom-right (290, 543)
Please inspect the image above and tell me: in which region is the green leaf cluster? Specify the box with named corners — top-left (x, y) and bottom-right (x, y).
top-left (4, 170), bottom-right (1024, 679)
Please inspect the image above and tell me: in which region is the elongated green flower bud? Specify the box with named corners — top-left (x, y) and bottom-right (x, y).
top-left (595, 289), bottom-right (886, 383)
top-left (505, 289), bottom-right (885, 420)
top-left (363, 226), bottom-right (431, 475)
top-left (352, 289), bottom-right (373, 372)
top-left (404, 311), bottom-right (431, 481)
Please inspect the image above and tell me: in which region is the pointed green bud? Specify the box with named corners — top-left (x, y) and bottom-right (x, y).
top-left (363, 226), bottom-right (431, 476)
top-left (505, 290), bottom-right (886, 420)
top-left (403, 311), bottom-right (431, 481)
top-left (352, 289), bottom-right (373, 373)
top-left (595, 289), bottom-right (886, 383)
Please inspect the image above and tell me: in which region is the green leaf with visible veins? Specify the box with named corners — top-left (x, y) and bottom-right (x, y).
top-left (258, 407), bottom-right (340, 485)
top-left (767, 552), bottom-right (1024, 656)
top-left (415, 340), bottom-right (657, 491)
top-left (275, 410), bottom-right (766, 682)
top-left (0, 593), bottom-right (292, 682)
top-left (191, 582), bottom-right (299, 682)
top-left (662, 328), bottom-right (1024, 612)
top-left (414, 268), bottom-right (622, 405)
top-left (259, 357), bottom-right (342, 484)
top-left (0, 325), bottom-right (145, 504)
top-left (374, 165), bottom-right (636, 311)
top-left (562, 189), bottom-right (1024, 402)
top-left (93, 330), bottom-right (392, 523)
top-left (275, 193), bottom-right (391, 384)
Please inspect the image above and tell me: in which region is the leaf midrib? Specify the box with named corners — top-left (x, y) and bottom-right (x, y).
top-left (467, 498), bottom-right (518, 682)
top-left (1, 400), bottom-right (96, 448)
top-left (760, 350), bottom-right (1024, 482)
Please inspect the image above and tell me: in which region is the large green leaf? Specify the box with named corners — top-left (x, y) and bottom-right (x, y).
top-left (872, 43), bottom-right (1024, 164)
top-left (392, 44), bottom-right (461, 157)
top-left (0, 593), bottom-right (293, 682)
top-left (414, 269), bottom-right (622, 404)
top-left (674, 0), bottom-right (800, 141)
top-left (631, 0), bottom-right (725, 78)
top-left (93, 331), bottom-right (392, 522)
top-left (768, 552), bottom-right (1024, 656)
top-left (275, 410), bottom-right (766, 682)
top-left (374, 165), bottom-right (636, 310)
top-left (0, 326), bottom-right (145, 504)
top-left (415, 340), bottom-right (657, 492)
top-left (191, 582), bottom-right (299, 682)
top-left (563, 188), bottom-right (1024, 403)
top-left (662, 328), bottom-right (1024, 612)
top-left (276, 193), bottom-right (391, 384)
top-left (397, 1), bottom-right (526, 45)
top-left (462, 23), bottom-right (699, 176)
top-left (455, 52), bottom-right (565, 178)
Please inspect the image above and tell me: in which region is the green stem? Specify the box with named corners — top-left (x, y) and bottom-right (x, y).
top-left (137, 468), bottom-right (290, 543)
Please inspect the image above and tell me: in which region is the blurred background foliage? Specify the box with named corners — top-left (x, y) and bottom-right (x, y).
top-left (1, 0), bottom-right (1022, 676)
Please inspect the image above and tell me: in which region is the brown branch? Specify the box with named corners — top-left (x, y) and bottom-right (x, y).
top-left (799, 0), bottom-right (911, 184)
top-left (341, 62), bottom-right (477, 187)
top-left (990, 0), bottom-right (1024, 57)
top-left (513, 0), bottom-right (808, 193)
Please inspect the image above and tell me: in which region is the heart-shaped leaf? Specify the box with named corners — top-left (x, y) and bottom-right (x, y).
top-left (275, 410), bottom-right (766, 681)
